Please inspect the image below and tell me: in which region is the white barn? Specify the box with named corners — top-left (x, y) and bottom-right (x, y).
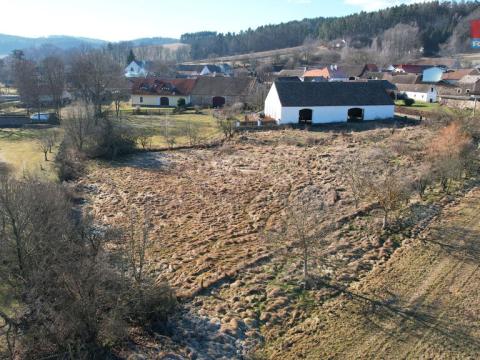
top-left (396, 84), bottom-right (438, 103)
top-left (264, 81), bottom-right (395, 125)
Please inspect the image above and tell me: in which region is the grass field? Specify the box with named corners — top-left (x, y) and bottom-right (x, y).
top-left (395, 100), bottom-right (441, 112)
top-left (0, 127), bottom-right (60, 181)
top-left (124, 110), bottom-right (221, 148)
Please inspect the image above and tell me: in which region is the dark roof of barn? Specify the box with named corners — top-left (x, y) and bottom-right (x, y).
top-left (191, 77), bottom-right (256, 96)
top-left (273, 81), bottom-right (394, 107)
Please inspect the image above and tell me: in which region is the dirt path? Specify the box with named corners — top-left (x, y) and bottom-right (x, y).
top-left (274, 188), bottom-right (480, 359)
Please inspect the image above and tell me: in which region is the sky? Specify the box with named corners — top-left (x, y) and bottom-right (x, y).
top-left (0, 0), bottom-right (437, 42)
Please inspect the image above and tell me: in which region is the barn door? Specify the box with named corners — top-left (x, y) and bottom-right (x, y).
top-left (160, 97), bottom-right (170, 106)
top-left (212, 96), bottom-right (226, 108)
top-left (299, 109), bottom-right (313, 125)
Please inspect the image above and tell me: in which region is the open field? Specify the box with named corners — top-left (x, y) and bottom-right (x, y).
top-left (0, 127), bottom-right (60, 180)
top-left (187, 44), bottom-right (330, 64)
top-left (125, 110), bottom-right (221, 148)
top-left (270, 187), bottom-right (480, 358)
top-left (72, 119), bottom-right (480, 358)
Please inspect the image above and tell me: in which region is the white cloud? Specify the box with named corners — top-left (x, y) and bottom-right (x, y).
top-left (345, 0), bottom-right (432, 12)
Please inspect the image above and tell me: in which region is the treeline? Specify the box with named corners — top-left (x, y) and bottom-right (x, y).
top-left (180, 1), bottom-right (479, 59)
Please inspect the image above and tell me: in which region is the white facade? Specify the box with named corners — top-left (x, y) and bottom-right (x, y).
top-left (400, 88), bottom-right (437, 103)
top-left (131, 94), bottom-right (190, 107)
top-left (125, 61), bottom-right (148, 78)
top-left (264, 83), bottom-right (394, 125)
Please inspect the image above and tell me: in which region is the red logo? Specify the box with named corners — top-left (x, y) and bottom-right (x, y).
top-left (471, 19), bottom-right (480, 39)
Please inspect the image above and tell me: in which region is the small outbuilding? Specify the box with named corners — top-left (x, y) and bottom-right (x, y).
top-left (264, 81), bottom-right (394, 125)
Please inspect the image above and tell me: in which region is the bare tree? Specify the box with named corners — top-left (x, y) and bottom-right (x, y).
top-left (13, 58), bottom-right (41, 113)
top-left (215, 103), bottom-right (243, 140)
top-left (378, 23), bottom-right (421, 63)
top-left (360, 150), bottom-right (412, 229)
top-left (161, 116), bottom-right (176, 148)
top-left (37, 135), bottom-right (50, 161)
top-left (268, 190), bottom-right (330, 289)
top-left (62, 105), bottom-right (96, 152)
top-left (69, 49), bottom-right (123, 119)
top-left (183, 121), bottom-right (200, 146)
top-left (40, 56), bottom-right (65, 119)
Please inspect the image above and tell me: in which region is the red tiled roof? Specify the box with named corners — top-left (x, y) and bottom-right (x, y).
top-left (395, 64), bottom-right (432, 74)
top-left (442, 69), bottom-right (478, 81)
top-left (131, 78), bottom-right (197, 96)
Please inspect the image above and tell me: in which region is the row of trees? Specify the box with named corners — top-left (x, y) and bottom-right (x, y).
top-left (9, 48), bottom-right (130, 120)
top-left (181, 1), bottom-right (478, 59)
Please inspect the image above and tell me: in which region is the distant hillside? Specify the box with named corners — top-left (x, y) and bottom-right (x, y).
top-left (0, 33), bottom-right (178, 56)
top-left (130, 37), bottom-right (179, 47)
top-left (181, 1), bottom-right (480, 60)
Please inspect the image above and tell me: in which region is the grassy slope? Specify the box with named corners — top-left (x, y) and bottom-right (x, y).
top-left (271, 189), bottom-right (480, 359)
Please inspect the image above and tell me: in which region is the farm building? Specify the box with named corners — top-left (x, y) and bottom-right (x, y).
top-left (190, 77), bottom-right (258, 107)
top-left (396, 84), bottom-right (438, 103)
top-left (130, 78), bottom-right (197, 107)
top-left (264, 81), bottom-right (394, 125)
top-left (303, 66), bottom-right (348, 82)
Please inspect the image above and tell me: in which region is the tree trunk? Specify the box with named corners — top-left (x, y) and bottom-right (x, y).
top-left (382, 211), bottom-right (388, 230)
top-left (303, 245), bottom-right (309, 290)
top-left (44, 152), bottom-right (48, 161)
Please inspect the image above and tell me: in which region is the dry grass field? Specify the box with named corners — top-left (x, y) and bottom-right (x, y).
top-left (71, 118), bottom-right (480, 358)
top-left (0, 127), bottom-right (60, 180)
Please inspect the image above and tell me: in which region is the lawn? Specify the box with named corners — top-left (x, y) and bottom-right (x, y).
top-left (394, 100), bottom-right (441, 112)
top-left (124, 109), bottom-right (221, 148)
top-left (0, 127), bottom-right (61, 181)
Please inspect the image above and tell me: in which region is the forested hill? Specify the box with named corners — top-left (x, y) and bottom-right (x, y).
top-left (180, 1), bottom-right (480, 60)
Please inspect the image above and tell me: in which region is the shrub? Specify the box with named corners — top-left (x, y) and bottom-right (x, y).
top-left (403, 98), bottom-right (415, 106)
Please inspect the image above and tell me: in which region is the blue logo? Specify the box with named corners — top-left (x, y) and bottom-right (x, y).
top-left (473, 39), bottom-right (480, 49)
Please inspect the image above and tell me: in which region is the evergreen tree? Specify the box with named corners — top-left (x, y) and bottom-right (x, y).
top-left (127, 49), bottom-right (136, 64)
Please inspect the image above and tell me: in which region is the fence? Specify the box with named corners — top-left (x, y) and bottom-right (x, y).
top-left (0, 115), bottom-right (31, 127)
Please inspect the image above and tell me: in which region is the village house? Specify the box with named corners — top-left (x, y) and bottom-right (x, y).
top-left (393, 64), bottom-right (432, 74)
top-left (339, 64), bottom-right (379, 80)
top-left (441, 69), bottom-right (479, 85)
top-left (130, 78), bottom-right (197, 107)
top-left (396, 84), bottom-right (438, 103)
top-left (264, 81), bottom-right (394, 125)
top-left (125, 60), bottom-right (153, 78)
top-left (303, 65), bottom-right (348, 82)
top-left (176, 64), bottom-right (233, 78)
top-left (190, 77), bottom-right (258, 107)
top-left (275, 68), bottom-right (307, 78)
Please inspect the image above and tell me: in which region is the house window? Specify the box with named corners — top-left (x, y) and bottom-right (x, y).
top-left (457, 89), bottom-right (462, 94)
top-left (131, 67), bottom-right (134, 71)
top-left (140, 96), bottom-right (143, 103)
top-left (431, 87), bottom-right (434, 92)
top-left (466, 89), bottom-right (471, 94)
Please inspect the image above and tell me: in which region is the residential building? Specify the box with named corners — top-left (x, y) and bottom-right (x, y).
top-left (130, 78), bottom-right (197, 107)
top-left (264, 81), bottom-right (394, 125)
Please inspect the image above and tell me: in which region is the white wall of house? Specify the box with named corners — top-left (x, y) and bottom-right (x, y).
top-left (131, 95), bottom-right (190, 107)
top-left (264, 83), bottom-right (282, 121)
top-left (401, 89), bottom-right (437, 103)
top-left (125, 61), bottom-right (148, 78)
top-left (264, 84), bottom-right (394, 124)
top-left (278, 105), bottom-right (394, 124)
